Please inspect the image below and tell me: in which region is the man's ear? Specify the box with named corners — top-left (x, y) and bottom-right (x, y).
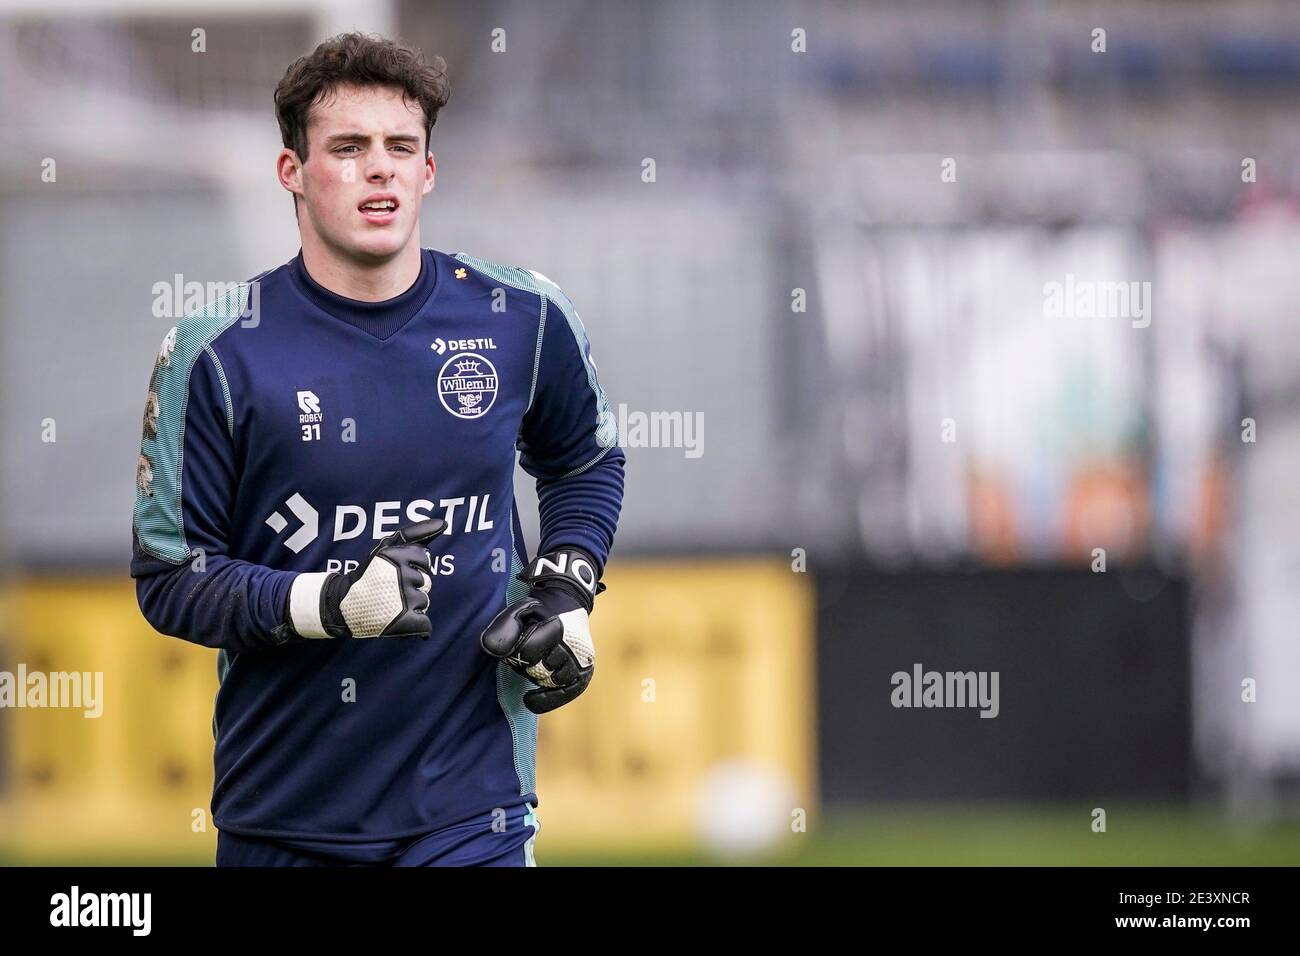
top-left (424, 151), bottom-right (436, 195)
top-left (277, 147), bottom-right (305, 199)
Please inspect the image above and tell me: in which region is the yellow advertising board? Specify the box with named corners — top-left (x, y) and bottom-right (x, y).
top-left (0, 560), bottom-right (814, 862)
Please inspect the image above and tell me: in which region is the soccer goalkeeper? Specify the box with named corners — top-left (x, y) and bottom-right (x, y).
top-left (130, 33), bottom-right (625, 867)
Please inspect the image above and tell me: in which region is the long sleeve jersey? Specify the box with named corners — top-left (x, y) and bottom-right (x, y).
top-left (130, 248), bottom-right (625, 842)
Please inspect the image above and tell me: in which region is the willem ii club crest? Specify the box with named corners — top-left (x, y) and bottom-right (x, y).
top-left (438, 352), bottom-right (499, 420)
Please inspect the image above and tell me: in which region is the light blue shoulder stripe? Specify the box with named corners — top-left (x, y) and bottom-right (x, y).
top-left (134, 284), bottom-right (249, 563)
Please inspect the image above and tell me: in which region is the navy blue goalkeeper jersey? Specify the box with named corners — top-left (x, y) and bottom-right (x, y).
top-left (130, 248), bottom-right (625, 842)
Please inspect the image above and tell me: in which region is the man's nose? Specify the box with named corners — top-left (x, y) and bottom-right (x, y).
top-left (366, 148), bottom-right (395, 181)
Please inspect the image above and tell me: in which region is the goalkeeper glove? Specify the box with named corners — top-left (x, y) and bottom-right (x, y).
top-left (283, 518), bottom-right (447, 640)
top-left (480, 546), bottom-right (605, 714)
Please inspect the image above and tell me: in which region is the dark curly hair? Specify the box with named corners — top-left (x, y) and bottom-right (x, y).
top-left (274, 33), bottom-right (451, 161)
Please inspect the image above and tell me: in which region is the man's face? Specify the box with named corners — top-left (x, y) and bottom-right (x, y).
top-left (282, 83), bottom-right (434, 263)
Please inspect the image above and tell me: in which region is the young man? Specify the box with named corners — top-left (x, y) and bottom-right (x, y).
top-left (131, 34), bottom-right (625, 866)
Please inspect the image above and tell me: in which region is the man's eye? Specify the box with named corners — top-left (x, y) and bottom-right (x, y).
top-left (336, 145), bottom-right (360, 154)
top-left (391, 145), bottom-right (413, 153)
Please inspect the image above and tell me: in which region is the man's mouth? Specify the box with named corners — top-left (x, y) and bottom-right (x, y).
top-left (358, 196), bottom-right (399, 223)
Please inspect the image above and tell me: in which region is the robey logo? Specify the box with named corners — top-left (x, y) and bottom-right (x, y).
top-left (296, 390), bottom-right (321, 416)
top-left (296, 390), bottom-right (323, 442)
top-left (264, 493), bottom-right (494, 553)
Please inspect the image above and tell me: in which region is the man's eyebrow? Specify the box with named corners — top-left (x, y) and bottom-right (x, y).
top-left (323, 131), bottom-right (422, 144)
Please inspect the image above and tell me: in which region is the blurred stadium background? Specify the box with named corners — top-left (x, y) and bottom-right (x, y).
top-left (2, 0), bottom-right (1300, 865)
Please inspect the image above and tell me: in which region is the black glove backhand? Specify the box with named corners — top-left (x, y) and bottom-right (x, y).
top-left (284, 518), bottom-right (447, 640)
top-left (480, 546), bottom-right (603, 713)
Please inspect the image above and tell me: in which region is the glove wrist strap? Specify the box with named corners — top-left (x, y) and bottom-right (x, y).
top-left (287, 571), bottom-right (341, 640)
top-left (518, 546), bottom-right (606, 613)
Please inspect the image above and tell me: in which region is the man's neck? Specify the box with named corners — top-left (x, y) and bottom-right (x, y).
top-left (299, 239), bottom-right (423, 302)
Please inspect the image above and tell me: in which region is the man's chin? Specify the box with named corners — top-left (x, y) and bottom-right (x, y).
top-left (337, 230), bottom-right (413, 264)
